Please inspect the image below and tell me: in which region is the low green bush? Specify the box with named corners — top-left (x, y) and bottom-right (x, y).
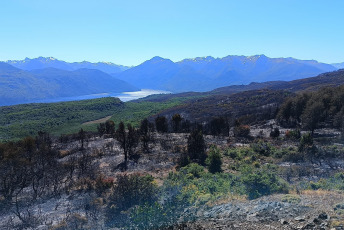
top-left (241, 164), bottom-right (289, 199)
top-left (305, 173), bottom-right (344, 191)
top-left (105, 174), bottom-right (157, 227)
top-left (281, 194), bottom-right (301, 204)
top-left (206, 145), bottom-right (222, 173)
top-left (251, 141), bottom-right (274, 157)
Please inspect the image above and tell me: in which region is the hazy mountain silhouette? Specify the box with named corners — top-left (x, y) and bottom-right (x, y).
top-left (6, 57), bottom-right (130, 74)
top-left (1, 55), bottom-right (341, 105)
top-left (0, 63), bottom-right (137, 106)
top-left (117, 55), bottom-right (337, 92)
top-left (332, 62), bottom-right (344, 69)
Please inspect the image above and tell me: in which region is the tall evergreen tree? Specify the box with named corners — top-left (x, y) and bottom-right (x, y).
top-left (172, 114), bottom-right (182, 133)
top-left (155, 116), bottom-right (168, 133)
top-left (187, 129), bottom-right (206, 165)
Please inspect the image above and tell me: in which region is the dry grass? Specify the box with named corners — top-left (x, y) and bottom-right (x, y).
top-left (208, 194), bottom-right (247, 207)
top-left (59, 150), bottom-right (70, 158)
top-left (300, 189), bottom-right (339, 196)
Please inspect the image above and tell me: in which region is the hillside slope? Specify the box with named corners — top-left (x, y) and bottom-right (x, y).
top-left (0, 97), bottom-right (123, 140)
top-left (212, 69), bottom-right (344, 94)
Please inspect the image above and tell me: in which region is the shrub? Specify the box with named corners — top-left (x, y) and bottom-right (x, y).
top-left (305, 172), bottom-right (344, 191)
top-left (281, 194), bottom-right (301, 204)
top-left (167, 164), bottom-right (244, 206)
top-left (251, 141), bottom-right (273, 157)
top-left (270, 127), bottom-right (280, 138)
top-left (177, 152), bottom-right (190, 168)
top-left (51, 213), bottom-right (88, 230)
top-left (283, 149), bottom-right (305, 162)
top-left (241, 164), bottom-right (288, 199)
top-left (129, 202), bottom-right (182, 229)
top-left (224, 148), bottom-right (239, 159)
top-left (233, 125), bottom-right (250, 138)
top-left (180, 163), bottom-right (205, 178)
top-left (187, 129), bottom-right (207, 165)
top-left (155, 116), bottom-right (168, 133)
top-left (206, 145), bottom-right (222, 173)
top-left (106, 174), bottom-right (157, 226)
top-left (94, 175), bottom-right (114, 196)
top-left (298, 133), bottom-right (319, 162)
top-left (285, 129), bottom-right (301, 140)
top-left (253, 161), bottom-right (261, 168)
top-left (334, 203), bottom-right (344, 215)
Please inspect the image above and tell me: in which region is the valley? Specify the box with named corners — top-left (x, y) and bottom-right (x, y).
top-left (0, 66), bottom-right (344, 229)
top-left (1, 55), bottom-right (342, 106)
top-left (2, 1), bottom-right (344, 229)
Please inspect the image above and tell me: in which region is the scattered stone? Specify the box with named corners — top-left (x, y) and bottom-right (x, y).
top-left (247, 213), bottom-right (259, 222)
top-left (313, 217), bottom-right (321, 224)
top-left (302, 222), bottom-right (315, 229)
top-left (319, 212), bottom-right (328, 220)
top-left (295, 216), bottom-right (306, 222)
top-left (280, 218), bottom-right (288, 225)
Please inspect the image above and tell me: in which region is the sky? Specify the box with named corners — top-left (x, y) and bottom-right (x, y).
top-left (0, 0), bottom-right (343, 66)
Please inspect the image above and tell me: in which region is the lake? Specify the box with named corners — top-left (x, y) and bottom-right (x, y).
top-left (33, 89), bottom-right (171, 104)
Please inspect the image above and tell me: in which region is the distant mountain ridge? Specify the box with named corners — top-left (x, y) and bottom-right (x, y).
top-left (140, 68), bottom-right (344, 104)
top-left (2, 55), bottom-right (343, 106)
top-left (6, 57), bottom-right (130, 74)
top-left (116, 55), bottom-right (338, 92)
top-left (332, 62), bottom-right (344, 69)
top-left (0, 62), bottom-right (138, 106)
top-left (211, 69), bottom-right (344, 94)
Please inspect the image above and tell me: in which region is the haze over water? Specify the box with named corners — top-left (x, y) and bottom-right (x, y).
top-left (32, 89), bottom-right (171, 104)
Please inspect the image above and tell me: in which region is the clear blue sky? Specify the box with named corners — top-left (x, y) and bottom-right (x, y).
top-left (0, 0), bottom-right (343, 66)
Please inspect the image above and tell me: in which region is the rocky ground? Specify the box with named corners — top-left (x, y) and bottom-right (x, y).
top-left (169, 191), bottom-right (344, 230)
top-left (1, 122), bottom-right (343, 229)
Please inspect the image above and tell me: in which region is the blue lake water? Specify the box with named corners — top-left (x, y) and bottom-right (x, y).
top-left (33, 89), bottom-right (171, 103)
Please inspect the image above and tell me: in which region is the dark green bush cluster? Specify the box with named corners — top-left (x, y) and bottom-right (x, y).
top-left (106, 174), bottom-right (157, 227)
top-left (305, 172), bottom-right (344, 191)
top-left (206, 145), bottom-right (223, 173)
top-left (187, 129), bottom-right (207, 165)
top-left (251, 141), bottom-right (273, 157)
top-left (270, 127), bottom-right (280, 138)
top-left (233, 125), bottom-right (250, 137)
top-left (241, 164), bottom-right (289, 199)
top-left (167, 163), bottom-right (243, 205)
top-left (285, 129), bottom-right (301, 140)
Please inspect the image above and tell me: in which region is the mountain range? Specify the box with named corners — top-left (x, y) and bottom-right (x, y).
top-left (0, 55), bottom-right (343, 106)
top-left (114, 55), bottom-right (337, 92)
top-left (6, 57), bottom-right (129, 74)
top-left (0, 63), bottom-right (137, 106)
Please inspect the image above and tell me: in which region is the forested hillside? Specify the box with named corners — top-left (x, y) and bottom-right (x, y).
top-left (277, 85), bottom-right (344, 132)
top-left (0, 97), bottom-right (123, 140)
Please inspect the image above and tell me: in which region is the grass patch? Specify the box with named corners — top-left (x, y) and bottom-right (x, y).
top-left (281, 194), bottom-right (301, 204)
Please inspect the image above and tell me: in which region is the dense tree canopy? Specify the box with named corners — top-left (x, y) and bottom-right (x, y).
top-left (277, 85), bottom-right (344, 133)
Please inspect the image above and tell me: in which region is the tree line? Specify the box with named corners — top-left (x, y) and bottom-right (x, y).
top-left (277, 85), bottom-right (344, 134)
